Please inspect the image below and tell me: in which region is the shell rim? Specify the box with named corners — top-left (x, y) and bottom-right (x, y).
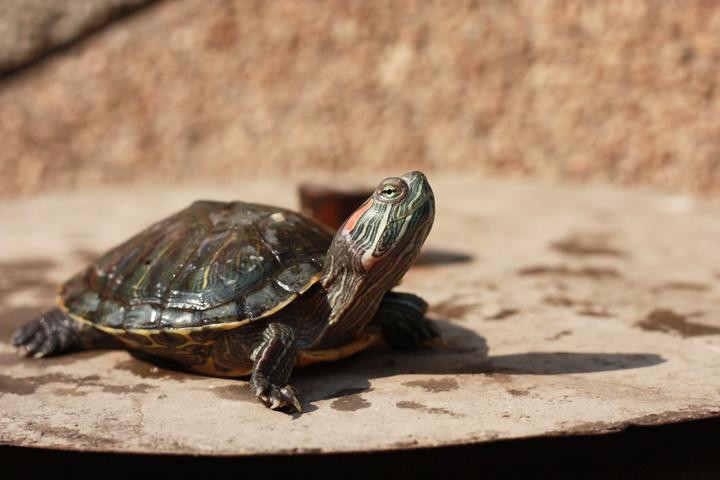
top-left (58, 271), bottom-right (323, 336)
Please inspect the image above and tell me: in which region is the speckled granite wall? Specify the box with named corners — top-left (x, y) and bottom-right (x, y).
top-left (1, 0), bottom-right (719, 197)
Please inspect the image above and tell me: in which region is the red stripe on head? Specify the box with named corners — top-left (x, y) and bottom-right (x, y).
top-left (342, 198), bottom-right (373, 235)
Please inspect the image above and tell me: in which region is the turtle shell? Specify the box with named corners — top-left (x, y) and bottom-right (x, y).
top-left (59, 201), bottom-right (333, 332)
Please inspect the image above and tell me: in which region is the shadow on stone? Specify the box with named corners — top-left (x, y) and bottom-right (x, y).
top-left (485, 351), bottom-right (665, 375)
top-left (293, 319), bottom-right (488, 407)
top-left (119, 350), bottom-right (202, 381)
top-left (2, 312), bottom-right (666, 414)
top-left (414, 249), bottom-right (473, 267)
top-left (293, 319), bottom-right (665, 411)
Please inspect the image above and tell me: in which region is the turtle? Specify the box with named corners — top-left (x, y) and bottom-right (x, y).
top-left (12, 171), bottom-right (438, 413)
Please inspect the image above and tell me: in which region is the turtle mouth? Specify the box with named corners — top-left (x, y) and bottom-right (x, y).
top-left (399, 172), bottom-right (434, 221)
top-left (402, 195), bottom-right (433, 220)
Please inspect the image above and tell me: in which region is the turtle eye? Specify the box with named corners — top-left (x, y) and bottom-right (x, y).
top-left (374, 177), bottom-right (407, 203)
top-left (380, 184), bottom-right (400, 199)
top-left (375, 179), bottom-right (407, 203)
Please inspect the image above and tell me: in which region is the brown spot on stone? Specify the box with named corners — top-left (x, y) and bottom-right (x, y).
top-left (23, 422), bottom-right (120, 447)
top-left (51, 387), bottom-right (89, 397)
top-left (330, 393), bottom-right (371, 412)
top-left (550, 234), bottom-right (627, 258)
top-left (277, 447), bottom-right (324, 455)
top-left (519, 265), bottom-right (621, 279)
top-left (0, 374), bottom-right (41, 395)
top-left (211, 383), bottom-right (256, 402)
top-left (50, 382), bottom-right (154, 396)
top-left (396, 400), bottom-right (424, 410)
top-left (55, 373), bottom-right (102, 385)
top-left (577, 307), bottom-right (612, 317)
top-left (506, 388), bottom-right (530, 396)
top-left (654, 282), bottom-right (711, 292)
top-left (636, 309), bottom-right (720, 337)
top-left (396, 400), bottom-right (462, 417)
top-left (542, 296), bottom-right (611, 317)
top-left (545, 330), bottom-right (572, 341)
top-left (0, 372), bottom-right (102, 395)
top-left (486, 308), bottom-right (519, 321)
top-left (403, 378), bottom-right (458, 393)
top-left (543, 295), bottom-right (577, 307)
top-left (429, 296), bottom-right (479, 320)
top-left (101, 383), bottom-right (154, 394)
top-left (393, 440), bottom-right (419, 448)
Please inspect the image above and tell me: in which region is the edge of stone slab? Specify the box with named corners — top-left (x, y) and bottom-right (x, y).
top-left (1, 407), bottom-right (719, 457)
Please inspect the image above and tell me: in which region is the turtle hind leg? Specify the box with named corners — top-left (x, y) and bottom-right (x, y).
top-left (12, 308), bottom-right (117, 358)
top-left (250, 322), bottom-right (302, 413)
top-left (372, 291), bottom-right (441, 349)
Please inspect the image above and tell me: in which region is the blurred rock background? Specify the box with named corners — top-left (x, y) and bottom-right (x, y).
top-left (1, 0), bottom-right (719, 197)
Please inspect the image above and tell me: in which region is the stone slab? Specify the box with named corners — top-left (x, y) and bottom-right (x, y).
top-left (1, 175), bottom-right (720, 455)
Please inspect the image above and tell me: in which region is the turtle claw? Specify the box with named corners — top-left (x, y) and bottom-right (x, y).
top-left (282, 386), bottom-right (303, 413)
top-left (12, 309), bottom-right (78, 357)
top-left (251, 376), bottom-right (302, 413)
top-left (262, 385), bottom-right (302, 413)
top-left (12, 318), bottom-right (50, 357)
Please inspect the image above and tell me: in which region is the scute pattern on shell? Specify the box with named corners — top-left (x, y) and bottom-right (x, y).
top-left (61, 201), bottom-right (332, 330)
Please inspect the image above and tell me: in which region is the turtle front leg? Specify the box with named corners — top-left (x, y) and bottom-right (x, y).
top-left (371, 292), bottom-right (441, 349)
top-left (250, 322), bottom-right (302, 413)
top-left (12, 308), bottom-right (118, 357)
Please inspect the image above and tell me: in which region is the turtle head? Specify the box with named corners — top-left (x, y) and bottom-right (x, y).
top-left (321, 171), bottom-right (434, 329)
top-left (329, 171), bottom-right (435, 282)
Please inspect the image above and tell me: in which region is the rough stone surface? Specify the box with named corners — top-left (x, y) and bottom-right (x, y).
top-left (1, 175), bottom-right (719, 455)
top-left (2, 1), bottom-right (720, 197)
top-left (0, 0), bottom-right (154, 74)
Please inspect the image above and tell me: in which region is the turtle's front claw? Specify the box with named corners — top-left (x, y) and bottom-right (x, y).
top-left (281, 386), bottom-right (303, 413)
top-left (12, 318), bottom-right (53, 357)
top-left (12, 308), bottom-right (79, 358)
top-left (251, 375), bottom-right (302, 413)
